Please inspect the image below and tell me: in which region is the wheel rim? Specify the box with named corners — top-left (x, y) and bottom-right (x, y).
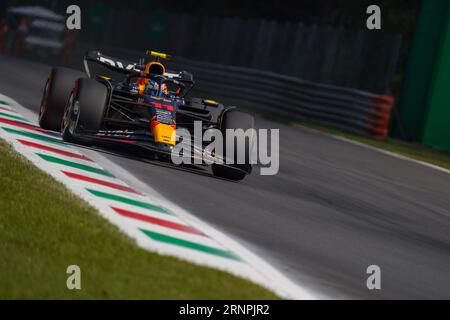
top-left (62, 93), bottom-right (75, 134)
top-left (39, 79), bottom-right (50, 120)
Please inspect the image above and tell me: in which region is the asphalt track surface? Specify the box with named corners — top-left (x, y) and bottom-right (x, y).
top-left (1, 56), bottom-right (450, 299)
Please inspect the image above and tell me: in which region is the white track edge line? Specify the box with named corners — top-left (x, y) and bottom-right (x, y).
top-left (295, 124), bottom-right (450, 175)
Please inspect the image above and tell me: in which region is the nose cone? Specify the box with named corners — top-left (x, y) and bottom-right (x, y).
top-left (151, 121), bottom-right (176, 145)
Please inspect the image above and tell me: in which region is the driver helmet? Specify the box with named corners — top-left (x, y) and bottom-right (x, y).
top-left (145, 79), bottom-right (159, 96)
top-left (160, 83), bottom-right (169, 97)
top-left (138, 61), bottom-right (166, 95)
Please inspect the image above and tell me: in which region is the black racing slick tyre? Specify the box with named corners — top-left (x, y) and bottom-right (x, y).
top-left (39, 67), bottom-right (85, 132)
top-left (61, 78), bottom-right (108, 144)
top-left (212, 110), bottom-right (254, 181)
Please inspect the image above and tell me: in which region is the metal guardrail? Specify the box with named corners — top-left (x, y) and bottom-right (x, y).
top-left (73, 44), bottom-right (395, 140)
top-left (168, 58), bottom-right (394, 140)
top-left (91, 10), bottom-right (401, 94)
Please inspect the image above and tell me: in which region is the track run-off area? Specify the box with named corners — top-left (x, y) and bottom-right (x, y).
top-left (1, 57), bottom-right (450, 299)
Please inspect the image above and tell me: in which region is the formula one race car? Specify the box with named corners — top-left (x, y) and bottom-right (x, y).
top-left (38, 50), bottom-right (254, 181)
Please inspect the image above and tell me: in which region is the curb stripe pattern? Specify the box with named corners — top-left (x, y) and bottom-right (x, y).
top-left (18, 140), bottom-right (93, 161)
top-left (0, 111), bottom-right (30, 122)
top-left (0, 95), bottom-right (315, 300)
top-left (87, 189), bottom-right (171, 215)
top-left (62, 171), bottom-right (140, 194)
top-left (113, 207), bottom-right (205, 236)
top-left (139, 229), bottom-right (242, 261)
top-left (2, 127), bottom-right (64, 144)
top-left (37, 154), bottom-right (115, 177)
top-left (0, 117), bottom-right (48, 133)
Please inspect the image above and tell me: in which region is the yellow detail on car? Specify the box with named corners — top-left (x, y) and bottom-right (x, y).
top-left (152, 123), bottom-right (176, 145)
top-left (148, 51), bottom-right (172, 60)
top-left (203, 99), bottom-right (219, 106)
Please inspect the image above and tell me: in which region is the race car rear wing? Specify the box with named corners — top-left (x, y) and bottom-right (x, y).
top-left (83, 50), bottom-right (192, 82)
top-left (83, 51), bottom-right (142, 78)
top-left (83, 50), bottom-right (195, 97)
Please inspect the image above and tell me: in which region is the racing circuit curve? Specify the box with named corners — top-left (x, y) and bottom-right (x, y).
top-left (1, 56), bottom-right (450, 299)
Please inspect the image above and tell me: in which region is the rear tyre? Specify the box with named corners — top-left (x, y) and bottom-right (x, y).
top-left (61, 78), bottom-right (108, 144)
top-left (39, 67), bottom-right (85, 131)
top-left (212, 110), bottom-right (254, 181)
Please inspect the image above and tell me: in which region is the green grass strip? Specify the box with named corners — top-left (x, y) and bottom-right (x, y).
top-left (37, 154), bottom-right (114, 177)
top-left (1, 127), bottom-right (64, 145)
top-left (87, 189), bottom-right (170, 215)
top-left (0, 140), bottom-right (275, 299)
top-left (140, 229), bottom-right (242, 261)
top-left (0, 112), bottom-right (29, 122)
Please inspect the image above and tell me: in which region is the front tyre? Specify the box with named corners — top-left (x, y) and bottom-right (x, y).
top-left (61, 78), bottom-right (108, 144)
top-left (39, 67), bottom-right (85, 131)
top-left (212, 110), bottom-right (254, 181)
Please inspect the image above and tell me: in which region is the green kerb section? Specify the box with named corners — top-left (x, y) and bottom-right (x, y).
top-left (1, 127), bottom-right (65, 145)
top-left (86, 189), bottom-right (170, 215)
top-left (140, 228), bottom-right (242, 261)
top-left (37, 154), bottom-right (115, 177)
top-left (0, 101), bottom-right (10, 105)
top-left (0, 112), bottom-right (29, 122)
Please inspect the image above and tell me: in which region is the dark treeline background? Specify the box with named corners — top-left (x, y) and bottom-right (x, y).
top-left (1, 0), bottom-right (420, 31)
top-left (0, 0), bottom-right (421, 94)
